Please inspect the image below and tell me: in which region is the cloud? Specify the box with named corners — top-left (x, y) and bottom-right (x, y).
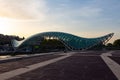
top-left (0, 0), bottom-right (47, 20)
top-left (78, 7), bottom-right (102, 17)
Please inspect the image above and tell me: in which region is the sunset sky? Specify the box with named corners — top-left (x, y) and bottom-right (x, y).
top-left (0, 0), bottom-right (120, 43)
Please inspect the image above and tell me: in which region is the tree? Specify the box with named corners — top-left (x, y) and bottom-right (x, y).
top-left (106, 43), bottom-right (113, 47)
top-left (113, 39), bottom-right (120, 48)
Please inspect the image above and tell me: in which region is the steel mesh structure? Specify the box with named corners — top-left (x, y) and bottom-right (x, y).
top-left (13, 32), bottom-right (114, 50)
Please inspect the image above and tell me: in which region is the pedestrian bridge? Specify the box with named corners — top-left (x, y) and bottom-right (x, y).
top-left (12, 32), bottom-right (114, 50)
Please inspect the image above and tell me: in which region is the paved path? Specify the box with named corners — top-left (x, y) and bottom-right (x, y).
top-left (0, 51), bottom-right (119, 80)
top-left (101, 51), bottom-right (120, 80)
top-left (0, 52), bottom-right (61, 61)
top-left (0, 52), bottom-right (74, 80)
top-left (8, 52), bottom-right (118, 80)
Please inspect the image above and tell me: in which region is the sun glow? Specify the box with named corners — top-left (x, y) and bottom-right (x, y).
top-left (0, 17), bottom-right (14, 34)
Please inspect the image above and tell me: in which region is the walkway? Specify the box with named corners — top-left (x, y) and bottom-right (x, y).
top-left (0, 51), bottom-right (119, 80)
top-left (101, 51), bottom-right (120, 80)
top-left (0, 52), bottom-right (74, 80)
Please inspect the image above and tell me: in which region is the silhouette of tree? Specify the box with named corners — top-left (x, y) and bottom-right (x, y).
top-left (0, 34), bottom-right (23, 46)
top-left (113, 39), bottom-right (120, 48)
top-left (106, 43), bottom-right (113, 47)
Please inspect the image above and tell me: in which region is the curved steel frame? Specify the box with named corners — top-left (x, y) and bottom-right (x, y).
top-left (13, 32), bottom-right (114, 50)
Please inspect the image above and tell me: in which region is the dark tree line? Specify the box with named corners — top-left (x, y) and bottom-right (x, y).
top-left (0, 34), bottom-right (24, 46)
top-left (106, 39), bottom-right (120, 50)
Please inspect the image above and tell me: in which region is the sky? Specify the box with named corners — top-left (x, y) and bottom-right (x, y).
top-left (0, 0), bottom-right (120, 43)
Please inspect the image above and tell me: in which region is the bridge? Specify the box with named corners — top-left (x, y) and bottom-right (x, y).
top-left (12, 32), bottom-right (114, 51)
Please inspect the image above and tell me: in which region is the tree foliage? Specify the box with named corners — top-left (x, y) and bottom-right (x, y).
top-left (106, 43), bottom-right (113, 47)
top-left (106, 39), bottom-right (120, 50)
top-left (0, 34), bottom-right (24, 45)
top-left (113, 39), bottom-right (120, 47)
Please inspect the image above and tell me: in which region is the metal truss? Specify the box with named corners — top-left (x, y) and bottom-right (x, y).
top-left (14, 32), bottom-right (114, 50)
